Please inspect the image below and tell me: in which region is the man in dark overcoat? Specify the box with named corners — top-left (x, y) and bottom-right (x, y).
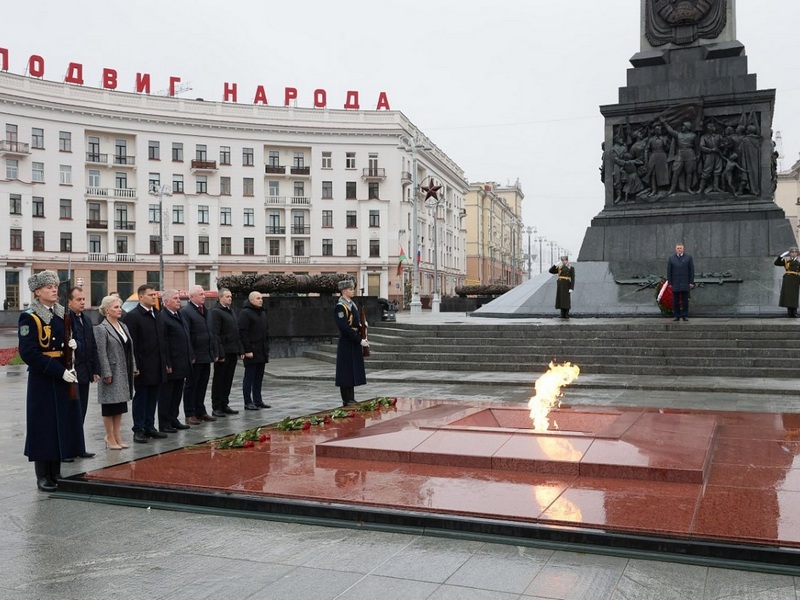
top-left (159, 289), bottom-right (193, 432)
top-left (548, 256), bottom-right (575, 320)
top-left (238, 291), bottom-right (270, 410)
top-left (65, 286), bottom-right (100, 459)
top-left (667, 243), bottom-right (695, 321)
top-left (19, 270), bottom-right (85, 491)
top-left (775, 246), bottom-right (800, 317)
top-left (181, 285), bottom-right (218, 424)
top-left (210, 287), bottom-right (243, 417)
top-left (123, 284), bottom-right (168, 443)
top-left (333, 280), bottom-right (368, 406)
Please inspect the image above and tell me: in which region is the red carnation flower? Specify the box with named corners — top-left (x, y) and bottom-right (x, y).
top-left (243, 440), bottom-right (255, 448)
top-left (301, 420), bottom-right (311, 431)
top-left (259, 434), bottom-right (268, 442)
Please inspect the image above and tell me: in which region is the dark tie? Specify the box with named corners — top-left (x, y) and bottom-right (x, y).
top-left (48, 307), bottom-right (54, 316)
top-left (198, 305), bottom-right (205, 316)
top-left (149, 309), bottom-right (155, 319)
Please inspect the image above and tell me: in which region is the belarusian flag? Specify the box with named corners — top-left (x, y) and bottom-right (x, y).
top-left (397, 246), bottom-right (407, 276)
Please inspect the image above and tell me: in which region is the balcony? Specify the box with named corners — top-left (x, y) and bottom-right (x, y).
top-left (290, 166), bottom-right (310, 176)
top-left (362, 167), bottom-right (386, 180)
top-left (291, 256), bottom-right (310, 265)
top-left (266, 225), bottom-right (286, 235)
top-left (291, 224), bottom-right (311, 235)
top-left (115, 253), bottom-right (136, 262)
top-left (86, 152), bottom-right (108, 165)
top-left (191, 159), bottom-right (217, 171)
top-left (265, 256), bottom-right (284, 264)
top-left (265, 164), bottom-right (286, 175)
top-left (114, 220), bottom-right (136, 230)
top-left (113, 155), bottom-right (136, 167)
top-left (86, 186), bottom-right (109, 198)
top-left (265, 195), bottom-right (286, 206)
top-left (86, 219), bottom-right (108, 229)
top-left (290, 196), bottom-right (311, 205)
top-left (112, 188), bottom-right (137, 199)
top-left (87, 253), bottom-right (108, 262)
top-left (0, 140), bottom-right (31, 156)
top-left (401, 171), bottom-right (412, 184)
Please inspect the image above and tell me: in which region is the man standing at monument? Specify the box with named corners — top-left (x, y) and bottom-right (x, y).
top-left (238, 291), bottom-right (270, 410)
top-left (548, 256), bottom-right (575, 320)
top-left (210, 288), bottom-right (243, 417)
top-left (333, 280), bottom-right (368, 405)
top-left (667, 244), bottom-right (695, 321)
top-left (660, 117), bottom-right (698, 195)
top-left (159, 289), bottom-right (193, 432)
top-left (181, 285), bottom-right (217, 424)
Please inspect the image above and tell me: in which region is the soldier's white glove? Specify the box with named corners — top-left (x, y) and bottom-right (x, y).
top-left (67, 339), bottom-right (78, 350)
top-left (360, 339), bottom-right (370, 348)
top-left (569, 289), bottom-right (573, 293)
top-left (781, 251), bottom-right (791, 258)
top-left (62, 369), bottom-right (78, 383)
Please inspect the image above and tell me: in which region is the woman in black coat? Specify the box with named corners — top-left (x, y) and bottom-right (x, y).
top-left (238, 291), bottom-right (270, 410)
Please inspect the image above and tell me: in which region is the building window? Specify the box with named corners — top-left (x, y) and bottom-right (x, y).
top-left (243, 207), bottom-right (254, 226)
top-left (9, 194), bottom-right (22, 215)
top-left (148, 172), bottom-right (160, 190)
top-left (196, 144), bottom-right (207, 161)
top-left (31, 127), bottom-right (44, 149)
top-left (293, 152), bottom-right (304, 168)
top-left (6, 159), bottom-right (18, 179)
top-left (172, 142), bottom-right (183, 161)
top-left (87, 169), bottom-right (100, 188)
top-left (198, 205), bottom-right (209, 224)
top-left (346, 210), bottom-right (357, 227)
top-left (90, 270), bottom-right (108, 306)
top-left (345, 152), bottom-right (356, 169)
top-left (33, 230), bottom-right (45, 251)
top-left (292, 181), bottom-right (305, 198)
top-left (243, 177), bottom-right (254, 196)
top-left (148, 140), bottom-right (160, 160)
top-left (369, 239), bottom-right (380, 257)
top-left (172, 205), bottom-right (184, 223)
top-left (87, 136), bottom-right (100, 161)
top-left (10, 228), bottom-right (22, 250)
top-left (369, 210), bottom-right (380, 227)
top-left (368, 182), bottom-right (380, 199)
top-left (346, 239), bottom-right (358, 257)
top-left (89, 235), bottom-right (102, 254)
top-left (322, 238), bottom-right (333, 256)
top-left (345, 181), bottom-right (357, 199)
top-left (198, 235), bottom-right (209, 255)
top-left (59, 131), bottom-right (71, 152)
top-left (321, 151), bottom-right (332, 169)
top-left (293, 240), bottom-right (305, 257)
top-left (268, 150), bottom-right (280, 167)
top-left (220, 206), bottom-right (232, 226)
top-left (268, 180), bottom-right (279, 197)
top-left (88, 202), bottom-right (101, 222)
top-left (244, 238), bottom-right (255, 255)
top-left (149, 204), bottom-right (161, 223)
top-left (196, 175), bottom-right (208, 194)
top-left (292, 212), bottom-right (306, 234)
top-left (268, 212), bottom-right (281, 233)
top-left (269, 240), bottom-right (280, 256)
top-left (220, 146), bottom-right (231, 165)
top-left (116, 236), bottom-right (128, 254)
top-left (220, 176), bottom-right (231, 195)
top-left (322, 210), bottom-right (333, 228)
top-left (242, 147), bottom-right (254, 166)
top-left (173, 235), bottom-right (184, 254)
top-left (220, 237), bottom-right (232, 255)
top-left (322, 181), bottom-right (333, 199)
top-left (32, 161), bottom-right (44, 182)
top-left (59, 164), bottom-right (71, 184)
top-left (115, 139), bottom-right (128, 163)
top-left (116, 172), bottom-right (128, 189)
top-left (59, 199), bottom-right (72, 219)
top-left (32, 196), bottom-right (44, 217)
top-left (116, 270), bottom-right (133, 300)
top-left (149, 235), bottom-right (161, 255)
top-left (60, 232), bottom-right (72, 252)
top-left (173, 174), bottom-right (184, 193)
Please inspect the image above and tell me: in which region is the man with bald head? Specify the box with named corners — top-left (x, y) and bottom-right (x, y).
top-left (237, 291), bottom-right (270, 410)
top-left (180, 285), bottom-right (218, 424)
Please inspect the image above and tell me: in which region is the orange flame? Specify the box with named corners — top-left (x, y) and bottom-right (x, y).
top-left (528, 361), bottom-right (580, 431)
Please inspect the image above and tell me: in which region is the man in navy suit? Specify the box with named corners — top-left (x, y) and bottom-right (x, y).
top-left (159, 290), bottom-right (193, 432)
top-left (667, 243), bottom-right (695, 321)
top-left (65, 286), bottom-right (100, 460)
top-left (181, 285), bottom-right (218, 424)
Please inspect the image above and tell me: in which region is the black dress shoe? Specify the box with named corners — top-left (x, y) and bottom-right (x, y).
top-left (255, 403), bottom-right (271, 409)
top-left (78, 452), bottom-right (96, 459)
top-left (211, 409), bottom-right (227, 418)
top-left (36, 477), bottom-right (57, 492)
top-left (244, 403), bottom-right (259, 411)
top-left (146, 429), bottom-right (168, 439)
top-left (222, 407), bottom-right (239, 415)
top-left (159, 426), bottom-right (178, 433)
top-left (672, 317), bottom-right (680, 321)
top-left (682, 317), bottom-right (689, 322)
top-left (133, 432), bottom-right (149, 443)
top-left (199, 414), bottom-right (217, 422)
top-left (173, 422), bottom-right (191, 430)
top-left (61, 457), bottom-right (75, 463)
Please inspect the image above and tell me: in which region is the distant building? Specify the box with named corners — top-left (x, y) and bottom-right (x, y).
top-left (464, 181), bottom-right (524, 286)
top-left (0, 72), bottom-right (468, 308)
top-left (775, 157), bottom-right (800, 246)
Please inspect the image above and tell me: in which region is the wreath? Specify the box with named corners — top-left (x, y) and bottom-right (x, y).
top-left (655, 279), bottom-right (673, 316)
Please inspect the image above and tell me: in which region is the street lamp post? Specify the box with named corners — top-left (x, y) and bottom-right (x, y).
top-left (535, 236), bottom-right (546, 274)
top-left (397, 134), bottom-right (431, 314)
top-left (424, 184), bottom-right (444, 313)
top-left (526, 226), bottom-right (535, 280)
top-left (148, 184), bottom-right (172, 291)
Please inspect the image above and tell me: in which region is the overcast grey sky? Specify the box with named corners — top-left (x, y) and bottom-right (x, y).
top-left (4, 1), bottom-right (800, 256)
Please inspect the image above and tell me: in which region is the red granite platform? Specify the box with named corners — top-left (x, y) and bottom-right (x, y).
top-left (79, 399), bottom-right (800, 550)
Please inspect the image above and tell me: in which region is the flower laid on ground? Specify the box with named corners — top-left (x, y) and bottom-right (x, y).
top-left (211, 427), bottom-right (269, 449)
top-left (655, 279), bottom-right (673, 316)
top-left (278, 411), bottom-right (348, 431)
top-left (354, 396), bottom-right (397, 412)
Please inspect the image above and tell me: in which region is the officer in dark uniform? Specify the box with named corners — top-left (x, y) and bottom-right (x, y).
top-left (333, 280), bottom-right (369, 405)
top-left (548, 255), bottom-right (575, 319)
top-left (775, 246), bottom-right (800, 317)
top-left (18, 270), bottom-right (85, 491)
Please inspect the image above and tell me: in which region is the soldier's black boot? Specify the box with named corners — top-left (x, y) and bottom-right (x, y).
top-left (34, 462), bottom-right (56, 492)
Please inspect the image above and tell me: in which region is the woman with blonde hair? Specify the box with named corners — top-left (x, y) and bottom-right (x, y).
top-left (94, 295), bottom-right (138, 448)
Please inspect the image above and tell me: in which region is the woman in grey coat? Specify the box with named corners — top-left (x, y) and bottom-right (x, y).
top-left (94, 295), bottom-right (137, 449)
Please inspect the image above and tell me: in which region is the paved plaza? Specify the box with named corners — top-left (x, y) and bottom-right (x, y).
top-left (1, 315), bottom-right (800, 599)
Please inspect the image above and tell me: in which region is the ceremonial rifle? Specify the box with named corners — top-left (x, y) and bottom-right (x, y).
top-left (358, 303), bottom-right (370, 358)
top-left (62, 309), bottom-right (78, 400)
